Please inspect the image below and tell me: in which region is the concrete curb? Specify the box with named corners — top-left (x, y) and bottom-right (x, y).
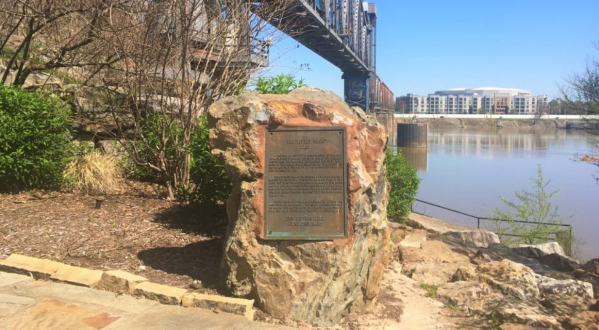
top-left (0, 253), bottom-right (255, 320)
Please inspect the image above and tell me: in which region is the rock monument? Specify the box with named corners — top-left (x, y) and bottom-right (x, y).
top-left (208, 87), bottom-right (390, 326)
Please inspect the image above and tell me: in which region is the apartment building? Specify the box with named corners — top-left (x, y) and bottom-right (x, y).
top-left (494, 94), bottom-right (511, 114)
top-left (406, 94), bottom-right (428, 113)
top-left (514, 95), bottom-right (548, 114)
top-left (402, 87), bottom-right (547, 114)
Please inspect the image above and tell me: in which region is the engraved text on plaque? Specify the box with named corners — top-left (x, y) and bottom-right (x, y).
top-left (264, 127), bottom-right (347, 240)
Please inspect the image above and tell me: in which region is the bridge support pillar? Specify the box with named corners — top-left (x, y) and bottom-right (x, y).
top-left (342, 73), bottom-right (370, 111)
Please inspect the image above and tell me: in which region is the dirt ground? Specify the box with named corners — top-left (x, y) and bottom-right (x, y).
top-left (1, 186), bottom-right (487, 329)
top-left (0, 184), bottom-right (226, 295)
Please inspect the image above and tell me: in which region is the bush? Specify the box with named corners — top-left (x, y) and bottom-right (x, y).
top-left (184, 116), bottom-right (231, 207)
top-left (490, 165), bottom-right (574, 252)
top-left (0, 86), bottom-right (72, 191)
top-left (124, 114), bottom-right (230, 207)
top-left (255, 74), bottom-right (306, 94)
top-left (122, 115), bottom-right (177, 183)
top-left (64, 151), bottom-right (123, 195)
top-left (386, 148), bottom-right (420, 222)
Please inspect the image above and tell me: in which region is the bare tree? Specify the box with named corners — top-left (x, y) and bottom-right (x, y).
top-left (561, 51), bottom-right (599, 125)
top-left (0, 0), bottom-right (121, 86)
top-left (533, 99), bottom-right (548, 125)
top-left (0, 0), bottom-right (303, 199)
top-left (560, 44), bottom-right (599, 181)
top-left (100, 0), bottom-right (300, 199)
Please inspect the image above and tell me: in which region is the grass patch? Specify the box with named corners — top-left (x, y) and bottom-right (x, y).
top-left (65, 151), bottom-right (122, 195)
top-left (419, 283), bottom-right (439, 299)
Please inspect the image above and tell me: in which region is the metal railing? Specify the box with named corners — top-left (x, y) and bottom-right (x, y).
top-left (411, 198), bottom-right (573, 242)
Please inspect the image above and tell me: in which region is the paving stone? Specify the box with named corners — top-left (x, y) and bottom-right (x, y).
top-left (51, 264), bottom-right (103, 288)
top-left (96, 270), bottom-right (148, 294)
top-left (1, 298), bottom-right (120, 330)
top-left (1, 278), bottom-right (158, 314)
top-left (133, 282), bottom-right (187, 305)
top-left (103, 303), bottom-right (292, 330)
top-left (0, 272), bottom-right (291, 329)
top-left (499, 324), bottom-right (548, 330)
top-left (0, 293), bottom-right (36, 305)
top-left (182, 292), bottom-right (255, 321)
top-left (0, 272), bottom-right (34, 287)
top-left (0, 254), bottom-right (61, 279)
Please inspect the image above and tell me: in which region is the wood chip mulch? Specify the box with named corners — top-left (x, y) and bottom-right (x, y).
top-left (0, 187), bottom-right (227, 295)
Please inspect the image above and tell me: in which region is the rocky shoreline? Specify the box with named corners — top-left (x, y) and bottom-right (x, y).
top-left (390, 213), bottom-right (599, 329)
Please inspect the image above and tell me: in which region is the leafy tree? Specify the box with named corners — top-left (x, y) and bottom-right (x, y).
top-left (548, 99), bottom-right (562, 115)
top-left (254, 74), bottom-right (306, 94)
top-left (491, 165), bottom-right (572, 248)
top-left (386, 148), bottom-right (420, 222)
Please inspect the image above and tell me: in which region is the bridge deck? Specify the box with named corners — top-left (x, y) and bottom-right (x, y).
top-left (253, 0), bottom-right (371, 74)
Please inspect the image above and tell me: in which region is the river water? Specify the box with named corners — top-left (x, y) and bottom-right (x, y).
top-left (393, 127), bottom-right (598, 261)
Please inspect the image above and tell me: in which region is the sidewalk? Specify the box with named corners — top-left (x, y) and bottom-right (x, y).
top-left (0, 272), bottom-right (291, 330)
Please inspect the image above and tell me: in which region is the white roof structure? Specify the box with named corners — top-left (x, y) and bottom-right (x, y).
top-left (435, 87), bottom-right (531, 97)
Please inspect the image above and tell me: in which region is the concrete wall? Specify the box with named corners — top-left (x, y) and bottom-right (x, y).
top-left (394, 114), bottom-right (599, 120)
top-left (376, 112), bottom-right (395, 140)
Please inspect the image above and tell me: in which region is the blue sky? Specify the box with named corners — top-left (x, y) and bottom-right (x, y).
top-left (264, 0), bottom-right (599, 100)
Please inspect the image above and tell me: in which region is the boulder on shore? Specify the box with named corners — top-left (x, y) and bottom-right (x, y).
top-left (208, 88), bottom-right (391, 326)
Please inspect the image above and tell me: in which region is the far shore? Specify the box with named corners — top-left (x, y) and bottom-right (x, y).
top-left (393, 116), bottom-right (595, 130)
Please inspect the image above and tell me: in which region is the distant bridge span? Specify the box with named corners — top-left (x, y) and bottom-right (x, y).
top-left (253, 0), bottom-right (393, 112)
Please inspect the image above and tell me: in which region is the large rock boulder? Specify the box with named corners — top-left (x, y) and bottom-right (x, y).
top-left (208, 88), bottom-right (390, 326)
top-left (436, 281), bottom-right (491, 307)
top-left (537, 278), bottom-right (594, 299)
top-left (512, 242), bottom-right (567, 259)
top-left (410, 262), bottom-right (462, 286)
top-left (539, 253), bottom-right (580, 272)
top-left (406, 213), bottom-right (499, 248)
top-left (454, 259), bottom-right (540, 302)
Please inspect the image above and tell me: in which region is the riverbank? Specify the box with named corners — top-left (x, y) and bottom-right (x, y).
top-left (395, 117), bottom-right (589, 129)
top-left (390, 213), bottom-right (599, 329)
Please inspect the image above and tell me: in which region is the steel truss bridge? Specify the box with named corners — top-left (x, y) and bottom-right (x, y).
top-left (253, 0), bottom-right (394, 112)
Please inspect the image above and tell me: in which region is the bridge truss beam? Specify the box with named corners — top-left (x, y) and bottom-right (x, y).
top-left (254, 0), bottom-right (385, 111)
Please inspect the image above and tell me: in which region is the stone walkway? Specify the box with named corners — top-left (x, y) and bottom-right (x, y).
top-left (0, 272), bottom-right (291, 330)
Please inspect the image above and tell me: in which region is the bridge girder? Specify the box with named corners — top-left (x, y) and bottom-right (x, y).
top-left (253, 0), bottom-right (384, 111)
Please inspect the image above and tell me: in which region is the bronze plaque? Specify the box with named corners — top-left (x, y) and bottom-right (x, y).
top-left (264, 127), bottom-right (347, 240)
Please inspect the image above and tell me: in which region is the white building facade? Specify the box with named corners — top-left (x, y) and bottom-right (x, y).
top-left (403, 87), bottom-right (547, 115)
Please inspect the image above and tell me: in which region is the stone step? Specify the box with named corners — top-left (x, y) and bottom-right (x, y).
top-left (0, 254), bottom-right (256, 320)
top-left (182, 292), bottom-right (255, 321)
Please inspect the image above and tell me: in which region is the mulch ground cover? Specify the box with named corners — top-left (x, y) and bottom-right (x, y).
top-left (0, 184), bottom-right (227, 295)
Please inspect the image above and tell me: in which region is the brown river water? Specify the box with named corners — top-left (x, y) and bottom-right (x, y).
top-left (392, 127), bottom-right (598, 261)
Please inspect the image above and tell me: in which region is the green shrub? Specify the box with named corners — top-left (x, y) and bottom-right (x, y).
top-left (184, 115), bottom-right (231, 207)
top-left (490, 165), bottom-right (574, 251)
top-left (122, 114), bottom-right (178, 183)
top-left (255, 74), bottom-right (306, 94)
top-left (386, 148), bottom-right (420, 222)
top-left (124, 114), bottom-right (230, 207)
top-left (0, 86), bottom-right (72, 191)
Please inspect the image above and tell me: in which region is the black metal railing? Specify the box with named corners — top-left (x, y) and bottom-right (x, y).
top-left (411, 198), bottom-right (573, 243)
